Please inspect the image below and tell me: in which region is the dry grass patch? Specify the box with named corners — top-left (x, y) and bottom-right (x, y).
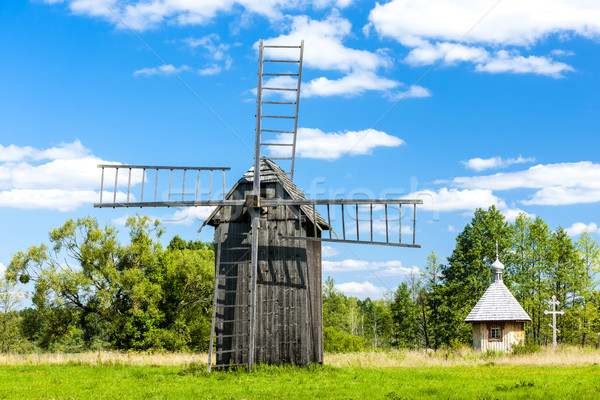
top-left (0, 351), bottom-right (208, 366)
top-left (325, 346), bottom-right (600, 368)
top-left (0, 346), bottom-right (598, 367)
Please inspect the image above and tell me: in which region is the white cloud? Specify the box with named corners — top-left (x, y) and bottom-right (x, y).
top-left (0, 157), bottom-right (123, 191)
top-left (0, 141), bottom-right (127, 211)
top-left (335, 281), bottom-right (386, 299)
top-left (502, 208), bottom-right (535, 223)
top-left (51, 0), bottom-right (251, 31)
top-left (302, 71), bottom-right (399, 98)
top-left (46, 0), bottom-right (359, 31)
top-left (0, 262), bottom-right (5, 279)
top-left (264, 14), bottom-right (391, 73)
top-left (521, 187), bottom-right (600, 206)
top-left (267, 128), bottom-right (403, 160)
top-left (448, 161), bottom-right (600, 207)
top-left (133, 64), bottom-right (191, 77)
top-left (550, 49), bottom-right (575, 57)
top-left (334, 0), bottom-right (352, 7)
top-left (369, 0), bottom-right (600, 47)
top-left (410, 187), bottom-right (506, 213)
top-left (405, 42), bottom-right (489, 66)
top-left (312, 0), bottom-right (354, 8)
top-left (475, 51), bottom-right (574, 78)
top-left (405, 42), bottom-right (573, 78)
top-left (262, 71), bottom-right (404, 99)
top-left (197, 65), bottom-right (222, 76)
top-left (0, 189), bottom-right (99, 212)
top-left (322, 245), bottom-right (340, 258)
top-left (463, 155), bottom-right (535, 171)
top-left (565, 222), bottom-right (600, 236)
top-left (324, 259), bottom-right (388, 272)
top-left (0, 140), bottom-right (89, 163)
top-left (323, 259), bottom-right (418, 277)
top-left (451, 162), bottom-right (600, 206)
top-left (159, 207), bottom-right (215, 225)
top-left (386, 85), bottom-right (432, 101)
top-left (453, 162), bottom-right (600, 191)
top-left (404, 41), bottom-right (573, 78)
top-left (378, 264), bottom-right (421, 277)
top-left (50, 3), bottom-right (425, 98)
top-left (260, 13), bottom-right (421, 98)
top-left (185, 34), bottom-right (233, 72)
top-left (369, 0), bottom-right (600, 77)
top-left (134, 63), bottom-right (223, 77)
top-left (186, 34), bottom-right (230, 60)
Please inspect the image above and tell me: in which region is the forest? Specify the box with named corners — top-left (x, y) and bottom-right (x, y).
top-left (1, 206), bottom-right (599, 353)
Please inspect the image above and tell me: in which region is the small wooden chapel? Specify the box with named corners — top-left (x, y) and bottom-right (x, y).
top-left (464, 254), bottom-right (531, 352)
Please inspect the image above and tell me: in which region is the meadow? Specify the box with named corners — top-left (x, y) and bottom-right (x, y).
top-left (0, 347), bottom-right (599, 399)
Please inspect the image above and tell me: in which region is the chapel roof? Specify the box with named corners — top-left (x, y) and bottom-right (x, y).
top-left (464, 280), bottom-right (531, 322)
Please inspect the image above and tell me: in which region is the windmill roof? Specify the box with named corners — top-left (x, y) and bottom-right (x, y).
top-left (464, 281), bottom-right (531, 323)
top-left (203, 158), bottom-right (329, 230)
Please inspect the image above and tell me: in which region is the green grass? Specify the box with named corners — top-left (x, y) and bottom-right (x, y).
top-left (1, 363), bottom-right (600, 399)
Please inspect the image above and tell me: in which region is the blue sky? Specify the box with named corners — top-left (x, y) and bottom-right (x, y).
top-left (1, 0), bottom-right (599, 300)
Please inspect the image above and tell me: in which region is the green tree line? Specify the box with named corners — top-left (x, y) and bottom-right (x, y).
top-left (323, 206), bottom-right (600, 351)
top-left (2, 216), bottom-right (214, 352)
top-left (2, 207), bottom-right (599, 353)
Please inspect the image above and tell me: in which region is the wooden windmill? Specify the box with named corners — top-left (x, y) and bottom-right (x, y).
top-left (95, 40), bottom-right (422, 370)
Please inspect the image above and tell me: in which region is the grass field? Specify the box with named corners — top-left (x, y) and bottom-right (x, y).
top-left (1, 348), bottom-right (599, 399)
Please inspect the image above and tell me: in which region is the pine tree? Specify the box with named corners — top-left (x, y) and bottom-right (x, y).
top-left (575, 232), bottom-right (600, 346)
top-left (509, 215), bottom-right (552, 344)
top-left (423, 251), bottom-right (442, 348)
top-left (390, 282), bottom-right (418, 348)
top-left (548, 227), bottom-right (583, 344)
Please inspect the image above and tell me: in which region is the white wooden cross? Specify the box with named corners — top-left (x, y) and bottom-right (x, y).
top-left (544, 295), bottom-right (564, 350)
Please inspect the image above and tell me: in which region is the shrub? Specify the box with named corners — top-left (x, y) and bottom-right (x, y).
top-left (481, 349), bottom-right (503, 359)
top-left (511, 341), bottom-right (542, 356)
top-left (323, 327), bottom-right (368, 353)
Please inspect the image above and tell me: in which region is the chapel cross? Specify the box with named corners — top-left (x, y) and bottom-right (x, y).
top-left (544, 295), bottom-right (564, 350)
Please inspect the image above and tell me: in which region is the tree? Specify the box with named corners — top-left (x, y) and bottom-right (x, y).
top-left (8, 215), bottom-right (215, 351)
top-left (167, 235), bottom-right (213, 251)
top-left (322, 276), bottom-right (348, 331)
top-left (347, 297), bottom-right (361, 336)
top-left (358, 297), bottom-right (391, 348)
top-left (576, 232), bottom-right (600, 346)
top-left (508, 215), bottom-right (552, 345)
top-left (155, 242), bottom-right (215, 350)
top-left (547, 227), bottom-right (583, 344)
top-left (390, 282), bottom-right (418, 348)
top-left (0, 274), bottom-right (27, 352)
top-left (423, 251), bottom-right (442, 348)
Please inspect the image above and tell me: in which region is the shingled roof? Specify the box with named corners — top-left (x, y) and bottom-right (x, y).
top-left (464, 281), bottom-right (531, 322)
top-left (203, 158), bottom-right (329, 230)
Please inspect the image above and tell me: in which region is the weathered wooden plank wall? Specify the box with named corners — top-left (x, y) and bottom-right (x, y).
top-left (214, 180), bottom-right (323, 366)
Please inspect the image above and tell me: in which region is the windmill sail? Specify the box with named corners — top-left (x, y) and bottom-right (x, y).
top-left (256, 39), bottom-right (304, 181)
top-left (94, 164), bottom-right (237, 208)
top-left (201, 158), bottom-right (422, 248)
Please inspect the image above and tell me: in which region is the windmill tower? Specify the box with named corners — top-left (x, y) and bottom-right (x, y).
top-left (95, 40), bottom-right (423, 370)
